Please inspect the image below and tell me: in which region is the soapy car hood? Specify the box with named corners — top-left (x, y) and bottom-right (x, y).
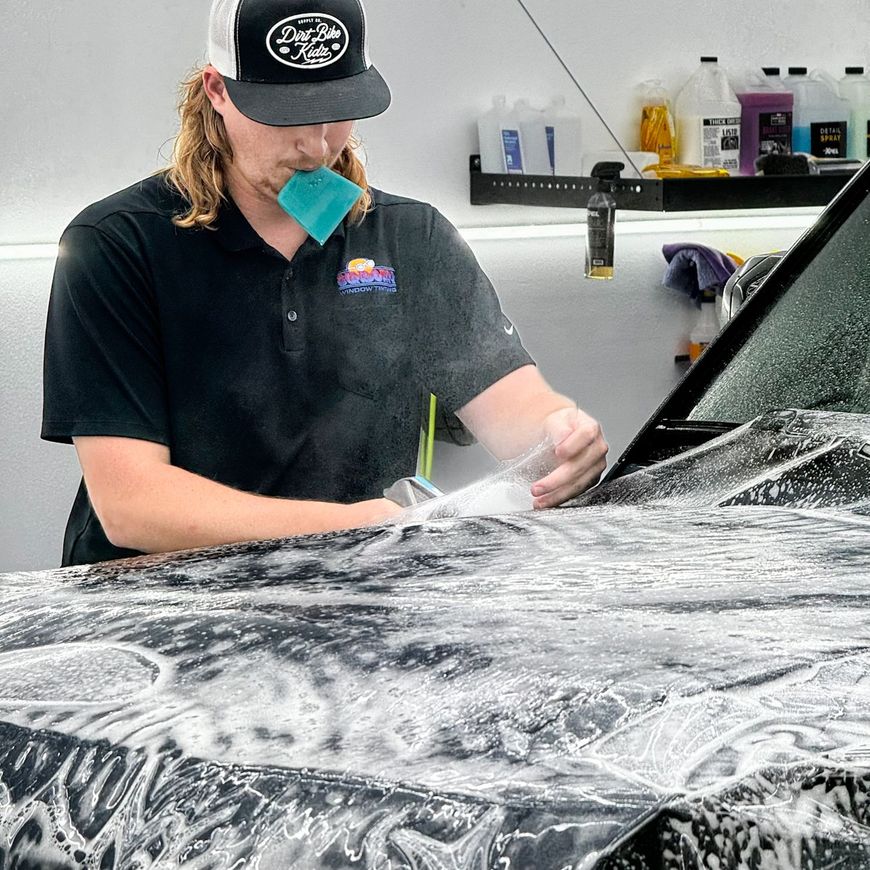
top-left (3, 408), bottom-right (870, 867)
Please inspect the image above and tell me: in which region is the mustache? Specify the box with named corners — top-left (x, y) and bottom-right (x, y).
top-left (285, 153), bottom-right (336, 173)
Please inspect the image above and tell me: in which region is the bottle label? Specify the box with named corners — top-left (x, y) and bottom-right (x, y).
top-left (758, 111), bottom-right (792, 156)
top-left (641, 105), bottom-right (675, 163)
top-left (586, 207), bottom-right (615, 269)
top-left (545, 125), bottom-right (555, 173)
top-left (810, 121), bottom-right (846, 158)
top-left (701, 117), bottom-right (740, 170)
top-left (500, 128), bottom-right (524, 174)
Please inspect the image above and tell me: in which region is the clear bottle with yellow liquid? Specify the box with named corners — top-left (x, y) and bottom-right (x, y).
top-left (640, 80), bottom-right (676, 164)
top-left (585, 163), bottom-right (623, 280)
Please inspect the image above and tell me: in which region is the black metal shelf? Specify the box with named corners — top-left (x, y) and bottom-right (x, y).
top-left (469, 155), bottom-right (855, 212)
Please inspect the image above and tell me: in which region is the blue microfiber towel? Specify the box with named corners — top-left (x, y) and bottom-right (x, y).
top-left (662, 243), bottom-right (738, 306)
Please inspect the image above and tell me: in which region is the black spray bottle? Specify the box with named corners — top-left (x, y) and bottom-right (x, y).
top-left (585, 162), bottom-right (624, 280)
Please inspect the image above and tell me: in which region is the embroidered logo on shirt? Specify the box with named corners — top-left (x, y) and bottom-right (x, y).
top-left (337, 258), bottom-right (398, 295)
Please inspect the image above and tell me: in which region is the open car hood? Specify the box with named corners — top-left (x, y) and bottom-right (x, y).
top-left (579, 408), bottom-right (870, 512)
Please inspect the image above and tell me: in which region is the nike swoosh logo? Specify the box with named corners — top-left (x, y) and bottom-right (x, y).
top-left (504, 323), bottom-right (515, 336)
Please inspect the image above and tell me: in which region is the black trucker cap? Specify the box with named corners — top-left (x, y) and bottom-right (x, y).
top-left (207, 0), bottom-right (391, 126)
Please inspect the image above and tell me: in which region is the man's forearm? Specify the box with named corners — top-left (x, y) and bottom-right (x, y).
top-left (478, 390), bottom-right (575, 460)
top-left (457, 366), bottom-right (576, 460)
top-left (95, 462), bottom-right (393, 554)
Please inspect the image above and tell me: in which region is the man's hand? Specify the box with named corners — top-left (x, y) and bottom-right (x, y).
top-left (530, 407), bottom-right (608, 509)
top-left (457, 365), bottom-right (608, 508)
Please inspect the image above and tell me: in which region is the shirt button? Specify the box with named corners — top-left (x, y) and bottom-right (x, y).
top-left (286, 310), bottom-right (298, 322)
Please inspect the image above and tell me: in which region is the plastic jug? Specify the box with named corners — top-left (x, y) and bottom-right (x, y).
top-left (675, 57), bottom-right (742, 171)
top-left (514, 99), bottom-right (552, 176)
top-left (762, 66), bottom-right (786, 89)
top-left (542, 96), bottom-right (583, 176)
top-left (839, 67), bottom-right (870, 160)
top-left (639, 80), bottom-right (676, 165)
top-left (782, 68), bottom-right (850, 157)
top-left (735, 68), bottom-right (793, 175)
top-left (477, 95), bottom-right (511, 173)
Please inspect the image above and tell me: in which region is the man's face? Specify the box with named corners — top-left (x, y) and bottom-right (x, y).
top-left (206, 70), bottom-right (355, 200)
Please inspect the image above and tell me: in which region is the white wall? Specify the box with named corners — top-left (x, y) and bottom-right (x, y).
top-left (4, 0), bottom-right (867, 241)
top-left (2, 0), bottom-right (856, 570)
top-left (0, 260), bottom-right (80, 571)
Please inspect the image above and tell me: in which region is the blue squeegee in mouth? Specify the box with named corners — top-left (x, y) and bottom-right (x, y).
top-left (277, 166), bottom-right (364, 245)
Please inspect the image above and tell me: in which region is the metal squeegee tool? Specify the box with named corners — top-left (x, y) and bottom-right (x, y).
top-left (383, 475), bottom-right (444, 508)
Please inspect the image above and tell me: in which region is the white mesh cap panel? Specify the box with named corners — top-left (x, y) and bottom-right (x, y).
top-left (354, 0), bottom-right (372, 68)
top-left (208, 0), bottom-right (243, 77)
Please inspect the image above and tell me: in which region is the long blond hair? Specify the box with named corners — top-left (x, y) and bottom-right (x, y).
top-left (164, 67), bottom-right (372, 230)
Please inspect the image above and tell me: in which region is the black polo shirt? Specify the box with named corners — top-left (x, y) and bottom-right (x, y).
top-left (42, 174), bottom-right (533, 566)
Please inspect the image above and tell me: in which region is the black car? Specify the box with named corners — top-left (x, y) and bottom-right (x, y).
top-left (3, 165), bottom-right (870, 869)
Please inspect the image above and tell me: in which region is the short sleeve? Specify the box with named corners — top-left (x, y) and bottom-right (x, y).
top-left (413, 210), bottom-right (534, 412)
top-left (41, 223), bottom-right (169, 445)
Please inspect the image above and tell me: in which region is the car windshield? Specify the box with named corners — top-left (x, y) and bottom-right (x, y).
top-left (689, 189), bottom-right (870, 424)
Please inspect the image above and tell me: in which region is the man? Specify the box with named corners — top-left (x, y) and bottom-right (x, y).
top-left (42, 0), bottom-right (607, 567)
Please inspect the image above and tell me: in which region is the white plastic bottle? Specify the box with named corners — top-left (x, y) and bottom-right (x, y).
top-left (477, 95), bottom-right (510, 173)
top-left (675, 56), bottom-right (742, 171)
top-left (783, 67), bottom-right (850, 157)
top-left (689, 290), bottom-right (720, 361)
top-left (762, 66), bottom-right (786, 89)
top-left (840, 66), bottom-right (870, 160)
top-left (514, 99), bottom-right (552, 175)
top-left (542, 95), bottom-right (583, 176)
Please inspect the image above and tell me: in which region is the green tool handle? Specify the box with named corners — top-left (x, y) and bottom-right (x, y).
top-left (417, 393), bottom-right (437, 481)
top-left (424, 393), bottom-right (437, 479)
